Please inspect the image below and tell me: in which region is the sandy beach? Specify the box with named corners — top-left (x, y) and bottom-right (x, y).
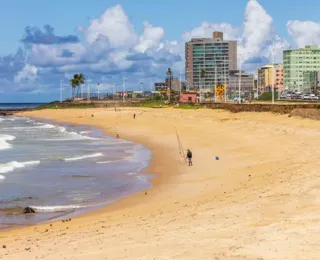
top-left (1, 107), bottom-right (320, 259)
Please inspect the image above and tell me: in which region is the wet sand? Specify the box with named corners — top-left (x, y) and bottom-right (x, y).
top-left (1, 107), bottom-right (320, 259)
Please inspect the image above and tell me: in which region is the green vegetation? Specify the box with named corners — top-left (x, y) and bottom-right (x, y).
top-left (138, 100), bottom-right (166, 108)
top-left (35, 102), bottom-right (96, 110)
top-left (174, 103), bottom-right (199, 109)
top-left (258, 91), bottom-right (279, 100)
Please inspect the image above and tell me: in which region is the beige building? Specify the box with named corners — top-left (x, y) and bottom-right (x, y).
top-left (257, 64), bottom-right (284, 93)
top-left (154, 78), bottom-right (187, 92)
top-left (228, 70), bottom-right (255, 95)
top-left (185, 32), bottom-right (237, 91)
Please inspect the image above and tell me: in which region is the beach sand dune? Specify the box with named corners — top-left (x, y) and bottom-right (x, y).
top-left (1, 108), bottom-right (320, 259)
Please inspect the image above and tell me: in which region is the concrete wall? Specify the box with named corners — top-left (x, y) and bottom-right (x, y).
top-left (203, 103), bottom-right (320, 114)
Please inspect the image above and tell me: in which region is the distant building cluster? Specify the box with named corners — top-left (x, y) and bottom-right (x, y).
top-left (152, 32), bottom-right (320, 98)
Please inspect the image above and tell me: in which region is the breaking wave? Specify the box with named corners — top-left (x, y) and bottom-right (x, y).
top-left (30, 205), bottom-right (86, 213)
top-left (0, 160), bottom-right (40, 174)
top-left (63, 153), bottom-right (103, 162)
top-left (0, 134), bottom-right (16, 150)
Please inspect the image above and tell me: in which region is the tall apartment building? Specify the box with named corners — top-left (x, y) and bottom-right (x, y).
top-left (185, 32), bottom-right (237, 92)
top-left (302, 71), bottom-right (320, 93)
top-left (257, 64), bottom-right (284, 93)
top-left (283, 45), bottom-right (320, 91)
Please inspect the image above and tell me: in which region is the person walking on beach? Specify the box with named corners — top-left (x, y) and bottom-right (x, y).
top-left (116, 130), bottom-right (119, 138)
top-left (133, 113), bottom-right (136, 119)
top-left (186, 149), bottom-right (193, 166)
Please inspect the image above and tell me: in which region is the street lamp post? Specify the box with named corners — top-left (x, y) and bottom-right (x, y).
top-left (179, 72), bottom-right (182, 96)
top-left (238, 54), bottom-right (242, 104)
top-left (87, 78), bottom-right (92, 103)
top-left (122, 76), bottom-right (127, 103)
top-left (214, 64), bottom-right (217, 103)
top-left (97, 82), bottom-right (100, 100)
top-left (60, 79), bottom-right (63, 103)
top-left (271, 49), bottom-right (275, 104)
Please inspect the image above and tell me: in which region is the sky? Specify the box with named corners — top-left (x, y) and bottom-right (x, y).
top-left (1, 0), bottom-right (320, 102)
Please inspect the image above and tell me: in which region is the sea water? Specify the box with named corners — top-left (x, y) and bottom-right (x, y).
top-left (0, 116), bottom-right (152, 229)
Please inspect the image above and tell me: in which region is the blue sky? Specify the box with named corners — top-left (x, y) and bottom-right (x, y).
top-left (0, 0), bottom-right (319, 102)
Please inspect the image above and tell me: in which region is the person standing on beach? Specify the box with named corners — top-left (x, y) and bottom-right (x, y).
top-left (116, 130), bottom-right (119, 138)
top-left (186, 149), bottom-right (193, 166)
top-left (133, 113), bottom-right (136, 119)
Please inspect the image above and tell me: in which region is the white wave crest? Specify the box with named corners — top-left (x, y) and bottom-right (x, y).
top-left (11, 123), bottom-right (55, 130)
top-left (80, 131), bottom-right (92, 134)
top-left (38, 124), bottom-right (55, 129)
top-left (63, 153), bottom-right (103, 162)
top-left (96, 158), bottom-right (126, 164)
top-left (0, 174), bottom-right (5, 181)
top-left (30, 205), bottom-right (85, 213)
top-left (58, 126), bottom-right (66, 133)
top-left (68, 131), bottom-right (102, 140)
top-left (0, 160), bottom-right (40, 174)
top-left (0, 134), bottom-right (16, 150)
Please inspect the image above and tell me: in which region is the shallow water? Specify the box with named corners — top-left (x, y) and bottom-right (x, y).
top-left (0, 116), bottom-right (152, 229)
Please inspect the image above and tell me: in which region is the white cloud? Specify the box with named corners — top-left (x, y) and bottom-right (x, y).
top-left (7, 0), bottom-right (320, 98)
top-left (239, 0), bottom-right (273, 60)
top-left (182, 22), bottom-right (240, 42)
top-left (85, 5), bottom-right (138, 48)
top-left (287, 20), bottom-right (320, 48)
top-left (14, 64), bottom-right (38, 83)
top-left (134, 21), bottom-right (165, 53)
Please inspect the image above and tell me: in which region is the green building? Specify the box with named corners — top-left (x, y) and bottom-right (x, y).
top-left (283, 45), bottom-right (320, 91)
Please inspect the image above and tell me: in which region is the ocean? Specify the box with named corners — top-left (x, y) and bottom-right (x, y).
top-left (0, 103), bottom-right (45, 110)
top-left (0, 115), bottom-right (152, 229)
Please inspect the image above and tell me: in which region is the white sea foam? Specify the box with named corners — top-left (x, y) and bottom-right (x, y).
top-left (96, 157), bottom-right (126, 164)
top-left (96, 160), bottom-right (113, 164)
top-left (80, 131), bottom-right (92, 134)
top-left (0, 175), bottom-right (5, 180)
top-left (10, 123), bottom-right (55, 130)
top-left (0, 160), bottom-right (40, 174)
top-left (0, 134), bottom-right (16, 150)
top-left (63, 153), bottom-right (103, 162)
top-left (30, 205), bottom-right (86, 213)
top-left (0, 117), bottom-right (16, 122)
top-left (68, 131), bottom-right (102, 140)
top-left (58, 126), bottom-right (66, 133)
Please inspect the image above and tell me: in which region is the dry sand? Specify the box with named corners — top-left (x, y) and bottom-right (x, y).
top-left (1, 107), bottom-right (320, 259)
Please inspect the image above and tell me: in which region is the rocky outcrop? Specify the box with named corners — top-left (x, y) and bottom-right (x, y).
top-left (23, 206), bottom-right (35, 214)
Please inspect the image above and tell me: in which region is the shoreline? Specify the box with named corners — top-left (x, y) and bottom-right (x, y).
top-left (2, 107), bottom-right (320, 259)
top-left (1, 108), bottom-right (182, 232)
top-left (0, 116), bottom-right (155, 230)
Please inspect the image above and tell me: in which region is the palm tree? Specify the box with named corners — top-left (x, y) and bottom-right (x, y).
top-left (166, 68), bottom-right (173, 90)
top-left (166, 68), bottom-right (173, 101)
top-left (74, 73), bottom-right (85, 98)
top-left (70, 78), bottom-right (77, 100)
top-left (70, 73), bottom-right (85, 101)
top-left (200, 69), bottom-right (207, 102)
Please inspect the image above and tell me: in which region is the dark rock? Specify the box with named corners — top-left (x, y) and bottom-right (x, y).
top-left (2, 245), bottom-right (6, 249)
top-left (23, 206), bottom-right (35, 214)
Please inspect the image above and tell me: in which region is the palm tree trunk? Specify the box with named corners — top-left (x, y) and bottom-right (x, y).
top-left (72, 87), bottom-right (75, 101)
top-left (76, 85), bottom-right (80, 99)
